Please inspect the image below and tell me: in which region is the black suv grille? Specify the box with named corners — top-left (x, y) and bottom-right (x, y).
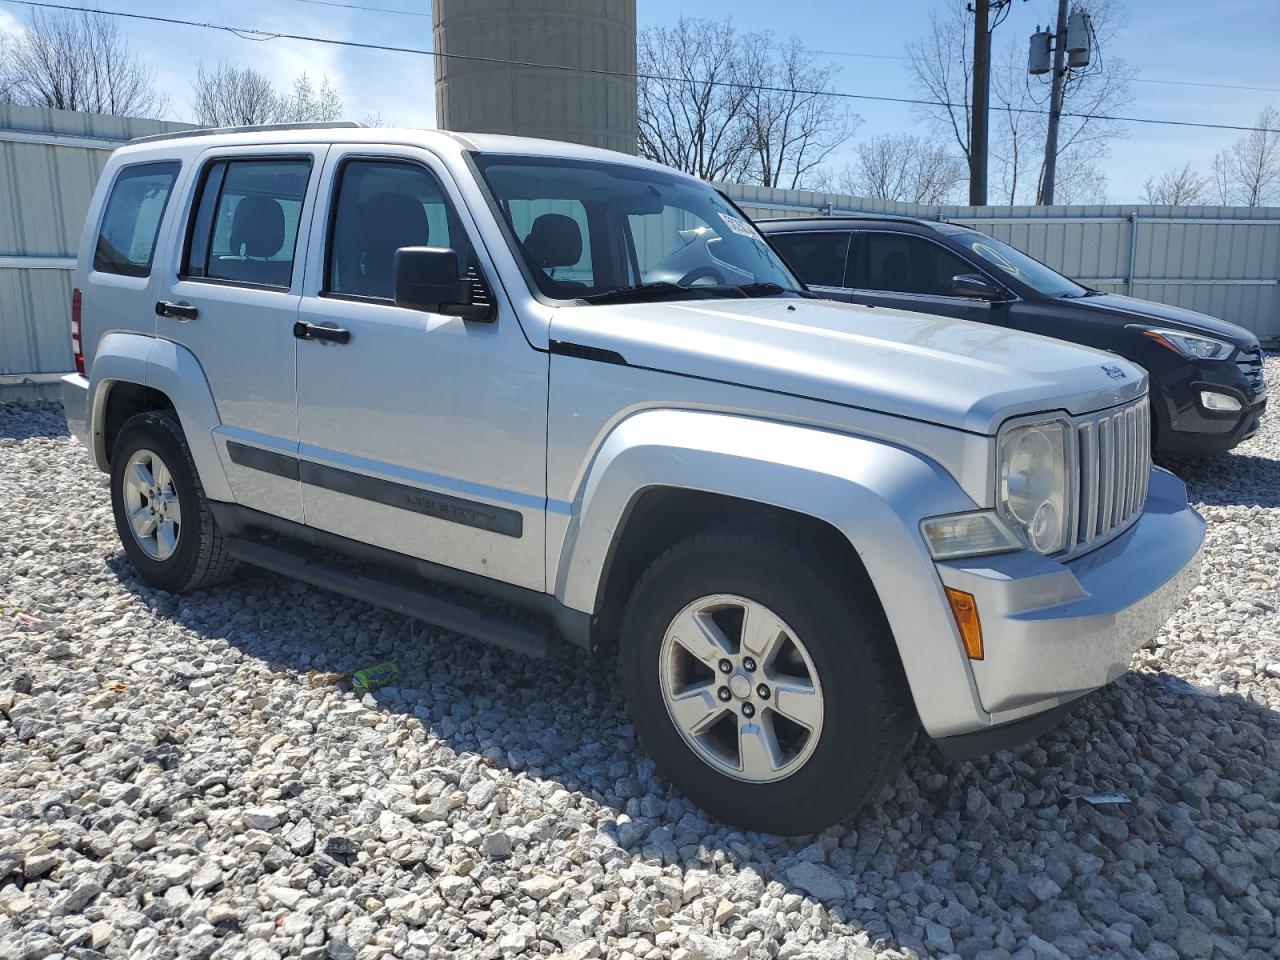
top-left (1236, 348), bottom-right (1265, 396)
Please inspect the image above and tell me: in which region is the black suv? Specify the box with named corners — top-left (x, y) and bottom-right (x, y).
top-left (758, 216), bottom-right (1267, 457)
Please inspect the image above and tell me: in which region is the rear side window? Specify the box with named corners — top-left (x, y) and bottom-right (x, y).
top-left (767, 231), bottom-right (850, 288)
top-left (94, 161), bottom-right (180, 277)
top-left (185, 157), bottom-right (312, 289)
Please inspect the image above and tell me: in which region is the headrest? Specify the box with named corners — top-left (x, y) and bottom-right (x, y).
top-left (523, 213), bottom-right (582, 268)
top-left (229, 196), bottom-right (285, 259)
top-left (362, 192), bottom-right (430, 248)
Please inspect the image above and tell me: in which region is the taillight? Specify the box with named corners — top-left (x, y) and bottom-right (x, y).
top-left (71, 288), bottom-right (84, 375)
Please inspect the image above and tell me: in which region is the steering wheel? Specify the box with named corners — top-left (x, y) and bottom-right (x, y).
top-left (676, 265), bottom-right (727, 287)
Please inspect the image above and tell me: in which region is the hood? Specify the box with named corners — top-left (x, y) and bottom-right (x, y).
top-left (550, 297), bottom-right (1148, 435)
top-left (1076, 292), bottom-right (1258, 348)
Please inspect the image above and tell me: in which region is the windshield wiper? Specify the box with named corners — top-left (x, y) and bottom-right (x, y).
top-left (580, 281), bottom-right (739, 305)
top-left (579, 280), bottom-right (811, 306)
top-left (736, 281), bottom-right (814, 298)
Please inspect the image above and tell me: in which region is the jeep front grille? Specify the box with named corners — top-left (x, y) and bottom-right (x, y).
top-left (1073, 396), bottom-right (1150, 551)
top-left (1236, 348), bottom-right (1265, 396)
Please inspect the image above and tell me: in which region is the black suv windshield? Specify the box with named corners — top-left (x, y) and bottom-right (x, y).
top-left (956, 230), bottom-right (1088, 299)
top-left (472, 154), bottom-right (803, 303)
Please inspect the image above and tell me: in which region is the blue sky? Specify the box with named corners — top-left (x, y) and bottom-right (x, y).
top-left (1, 0), bottom-right (1276, 201)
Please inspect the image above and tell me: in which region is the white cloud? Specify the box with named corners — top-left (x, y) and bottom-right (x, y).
top-left (0, 7), bottom-right (25, 38)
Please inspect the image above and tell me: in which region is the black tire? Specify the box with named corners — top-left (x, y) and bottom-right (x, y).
top-left (620, 529), bottom-right (913, 835)
top-left (110, 409), bottom-right (237, 592)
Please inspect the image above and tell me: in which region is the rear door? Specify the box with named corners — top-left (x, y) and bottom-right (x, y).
top-left (160, 145), bottom-right (326, 522)
top-left (847, 230), bottom-right (1007, 325)
top-left (765, 230), bottom-right (853, 301)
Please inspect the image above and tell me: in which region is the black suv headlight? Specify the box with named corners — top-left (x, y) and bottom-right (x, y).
top-left (1133, 326), bottom-right (1235, 361)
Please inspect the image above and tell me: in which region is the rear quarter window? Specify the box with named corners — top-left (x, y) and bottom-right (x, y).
top-left (93, 161), bottom-right (181, 277)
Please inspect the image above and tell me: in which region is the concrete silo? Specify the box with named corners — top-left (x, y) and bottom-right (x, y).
top-left (432, 0), bottom-right (637, 154)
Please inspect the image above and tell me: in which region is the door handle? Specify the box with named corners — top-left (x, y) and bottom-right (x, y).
top-left (293, 321), bottom-right (351, 345)
top-left (155, 300), bottom-right (198, 320)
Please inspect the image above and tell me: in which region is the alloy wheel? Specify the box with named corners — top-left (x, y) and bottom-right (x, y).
top-left (658, 593), bottom-right (824, 783)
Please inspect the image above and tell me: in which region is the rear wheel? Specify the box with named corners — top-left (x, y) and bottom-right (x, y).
top-left (110, 410), bottom-right (237, 592)
top-left (620, 529), bottom-right (913, 835)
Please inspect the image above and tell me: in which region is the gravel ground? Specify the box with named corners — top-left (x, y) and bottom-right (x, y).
top-left (1, 360), bottom-right (1278, 960)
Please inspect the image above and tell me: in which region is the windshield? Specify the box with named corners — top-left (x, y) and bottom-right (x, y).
top-left (957, 230), bottom-right (1087, 298)
top-left (472, 154), bottom-right (803, 303)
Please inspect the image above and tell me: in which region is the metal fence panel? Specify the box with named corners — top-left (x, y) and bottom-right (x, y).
top-left (1, 105), bottom-right (192, 395)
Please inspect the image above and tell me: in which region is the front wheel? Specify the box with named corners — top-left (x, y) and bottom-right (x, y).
top-left (620, 529), bottom-right (912, 835)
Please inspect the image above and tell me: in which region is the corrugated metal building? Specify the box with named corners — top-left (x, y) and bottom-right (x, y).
top-left (0, 105), bottom-right (192, 399)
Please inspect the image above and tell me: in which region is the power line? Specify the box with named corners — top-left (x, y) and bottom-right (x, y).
top-left (3, 0), bottom-right (1277, 135)
top-left (273, 0), bottom-right (1280, 96)
top-left (810, 46), bottom-right (1280, 93)
top-left (288, 0), bottom-right (429, 17)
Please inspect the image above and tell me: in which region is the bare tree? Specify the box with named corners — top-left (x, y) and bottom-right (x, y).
top-left (907, 3), bottom-right (975, 168)
top-left (638, 17), bottom-right (854, 188)
top-left (3, 9), bottom-right (166, 117)
top-left (191, 63), bottom-right (345, 127)
top-left (1, 31), bottom-right (17, 104)
top-left (278, 73), bottom-right (343, 123)
top-left (637, 17), bottom-right (754, 182)
top-left (191, 63), bottom-right (280, 126)
top-left (1142, 162), bottom-right (1209, 205)
top-left (1210, 105), bottom-right (1280, 207)
top-left (839, 134), bottom-right (966, 203)
top-left (737, 34), bottom-right (859, 189)
top-left (1049, 149), bottom-right (1109, 204)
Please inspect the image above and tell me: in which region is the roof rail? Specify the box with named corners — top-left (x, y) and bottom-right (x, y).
top-left (127, 120), bottom-right (362, 146)
top-left (755, 213), bottom-right (939, 226)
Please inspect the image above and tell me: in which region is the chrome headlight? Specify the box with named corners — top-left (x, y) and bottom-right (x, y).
top-left (1135, 326), bottom-right (1234, 361)
top-left (997, 419), bottom-right (1071, 555)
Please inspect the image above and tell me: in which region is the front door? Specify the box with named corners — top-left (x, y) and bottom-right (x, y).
top-left (846, 231), bottom-right (1007, 325)
top-left (293, 147), bottom-right (548, 591)
top-left (162, 146), bottom-right (326, 522)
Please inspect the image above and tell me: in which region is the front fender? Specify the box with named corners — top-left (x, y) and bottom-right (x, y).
top-left (88, 333), bottom-right (233, 503)
top-left (554, 409), bottom-right (990, 736)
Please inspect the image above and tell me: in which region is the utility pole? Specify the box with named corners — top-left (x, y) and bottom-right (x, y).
top-left (969, 0), bottom-right (991, 205)
top-left (1039, 0), bottom-right (1070, 204)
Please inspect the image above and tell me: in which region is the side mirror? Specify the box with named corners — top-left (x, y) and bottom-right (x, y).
top-left (951, 274), bottom-right (1005, 301)
top-left (394, 247), bottom-right (492, 321)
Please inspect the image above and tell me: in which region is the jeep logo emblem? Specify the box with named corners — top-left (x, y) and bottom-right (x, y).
top-left (1102, 364), bottom-right (1126, 380)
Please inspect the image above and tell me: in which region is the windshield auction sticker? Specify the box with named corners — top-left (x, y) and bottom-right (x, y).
top-left (719, 212), bottom-right (761, 240)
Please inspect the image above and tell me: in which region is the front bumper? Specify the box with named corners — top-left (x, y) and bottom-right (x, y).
top-left (933, 467), bottom-right (1204, 743)
top-left (61, 373), bottom-right (90, 448)
top-left (1154, 358), bottom-right (1267, 455)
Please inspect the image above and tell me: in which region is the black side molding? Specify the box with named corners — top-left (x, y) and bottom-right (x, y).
top-left (227, 441), bottom-right (300, 480)
top-left (223, 441), bottom-right (522, 537)
top-left (549, 340), bottom-right (627, 366)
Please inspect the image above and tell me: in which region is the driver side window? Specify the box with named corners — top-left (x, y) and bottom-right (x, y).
top-left (854, 232), bottom-right (974, 297)
top-left (326, 159), bottom-right (458, 301)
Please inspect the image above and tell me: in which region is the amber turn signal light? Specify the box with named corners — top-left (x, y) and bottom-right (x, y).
top-left (944, 587), bottom-right (984, 660)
